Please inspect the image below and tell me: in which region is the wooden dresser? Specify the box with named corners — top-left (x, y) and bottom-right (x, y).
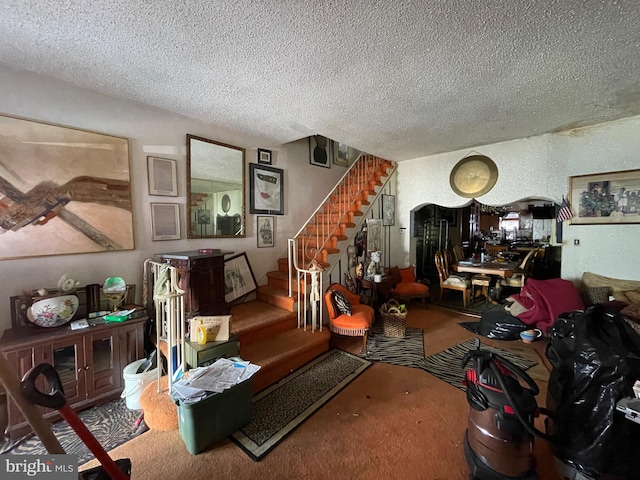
top-left (154, 250), bottom-right (232, 318)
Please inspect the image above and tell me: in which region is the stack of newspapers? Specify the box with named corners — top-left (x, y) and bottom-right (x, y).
top-left (171, 357), bottom-right (260, 403)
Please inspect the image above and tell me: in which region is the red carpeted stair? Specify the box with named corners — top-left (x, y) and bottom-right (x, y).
top-left (230, 156), bottom-right (395, 394)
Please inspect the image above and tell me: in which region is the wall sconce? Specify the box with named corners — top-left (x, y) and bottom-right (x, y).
top-left (399, 227), bottom-right (406, 235)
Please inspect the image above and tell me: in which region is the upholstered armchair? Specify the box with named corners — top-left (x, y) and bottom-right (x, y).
top-left (324, 283), bottom-right (375, 352)
top-left (385, 265), bottom-right (430, 305)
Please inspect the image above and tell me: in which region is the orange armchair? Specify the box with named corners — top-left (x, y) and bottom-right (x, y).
top-left (325, 283), bottom-right (375, 352)
top-left (386, 266), bottom-right (430, 305)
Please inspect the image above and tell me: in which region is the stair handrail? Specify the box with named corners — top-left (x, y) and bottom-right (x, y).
top-left (288, 154), bottom-right (391, 292)
top-left (287, 155), bottom-right (395, 330)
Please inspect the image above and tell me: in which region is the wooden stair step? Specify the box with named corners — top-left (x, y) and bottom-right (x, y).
top-left (230, 300), bottom-right (297, 346)
top-left (240, 327), bottom-right (331, 393)
top-left (258, 284), bottom-right (298, 311)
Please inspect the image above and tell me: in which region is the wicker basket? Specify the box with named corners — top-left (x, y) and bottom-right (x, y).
top-left (379, 299), bottom-right (407, 338)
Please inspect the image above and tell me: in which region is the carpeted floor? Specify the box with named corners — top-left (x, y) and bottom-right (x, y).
top-left (3, 398), bottom-right (144, 463)
top-left (231, 349), bottom-right (371, 461)
top-left (80, 306), bottom-right (562, 480)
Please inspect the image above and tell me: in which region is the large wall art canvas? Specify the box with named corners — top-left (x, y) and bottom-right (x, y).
top-left (0, 115), bottom-right (134, 260)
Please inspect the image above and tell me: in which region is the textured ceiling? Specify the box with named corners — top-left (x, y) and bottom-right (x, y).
top-left (1, 1), bottom-right (639, 161)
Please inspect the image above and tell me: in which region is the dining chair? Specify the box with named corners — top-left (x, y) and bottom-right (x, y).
top-left (471, 274), bottom-right (491, 306)
top-left (445, 247), bottom-right (471, 279)
top-left (452, 244), bottom-right (465, 263)
top-left (434, 251), bottom-right (471, 307)
top-left (497, 247), bottom-right (539, 292)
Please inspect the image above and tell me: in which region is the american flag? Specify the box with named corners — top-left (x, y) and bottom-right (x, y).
top-left (557, 196), bottom-right (574, 222)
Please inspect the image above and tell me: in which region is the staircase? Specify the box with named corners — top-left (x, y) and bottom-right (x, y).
top-left (229, 155), bottom-right (395, 393)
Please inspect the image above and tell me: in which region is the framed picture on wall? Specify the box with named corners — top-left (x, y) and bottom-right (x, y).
top-left (382, 194), bottom-right (395, 226)
top-left (309, 135), bottom-right (332, 168)
top-left (0, 114), bottom-right (135, 260)
top-left (249, 163), bottom-right (284, 215)
top-left (366, 218), bottom-right (383, 253)
top-left (151, 203), bottom-right (180, 241)
top-left (257, 148), bottom-right (272, 165)
top-left (569, 169), bottom-right (640, 224)
top-left (147, 156), bottom-right (178, 196)
top-left (257, 216), bottom-right (275, 248)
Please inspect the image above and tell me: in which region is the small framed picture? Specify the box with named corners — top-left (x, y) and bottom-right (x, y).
top-left (147, 156), bottom-right (178, 196)
top-left (257, 216), bottom-right (275, 248)
top-left (224, 252), bottom-right (258, 303)
top-left (151, 203), bottom-right (180, 241)
top-left (309, 135), bottom-right (332, 168)
top-left (257, 148), bottom-right (272, 165)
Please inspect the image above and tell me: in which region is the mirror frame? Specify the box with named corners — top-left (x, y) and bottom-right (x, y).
top-left (186, 134), bottom-right (246, 239)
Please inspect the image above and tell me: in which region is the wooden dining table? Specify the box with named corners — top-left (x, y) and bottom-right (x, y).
top-left (453, 259), bottom-right (520, 301)
top-left (453, 259), bottom-right (518, 278)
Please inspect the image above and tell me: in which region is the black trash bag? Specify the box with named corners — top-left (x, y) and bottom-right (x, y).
top-left (545, 304), bottom-right (640, 479)
top-left (459, 306), bottom-right (528, 340)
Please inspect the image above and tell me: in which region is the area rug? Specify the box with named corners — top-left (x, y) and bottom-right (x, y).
top-left (3, 398), bottom-right (144, 463)
top-left (359, 322), bottom-right (425, 368)
top-left (417, 339), bottom-right (537, 392)
top-left (231, 349), bottom-right (371, 461)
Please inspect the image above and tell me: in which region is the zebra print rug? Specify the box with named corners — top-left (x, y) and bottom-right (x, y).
top-left (417, 339), bottom-right (537, 391)
top-left (359, 323), bottom-right (425, 368)
top-left (3, 398), bottom-right (143, 463)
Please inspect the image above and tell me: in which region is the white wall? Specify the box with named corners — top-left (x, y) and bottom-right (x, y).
top-left (0, 65), bottom-right (344, 332)
top-left (393, 116), bottom-right (640, 283)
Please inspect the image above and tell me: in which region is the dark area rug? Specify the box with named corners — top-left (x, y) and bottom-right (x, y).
top-left (431, 294), bottom-right (500, 316)
top-left (418, 339), bottom-right (537, 391)
top-left (358, 322), bottom-right (425, 368)
top-left (231, 349), bottom-right (371, 461)
top-left (4, 398), bottom-right (144, 463)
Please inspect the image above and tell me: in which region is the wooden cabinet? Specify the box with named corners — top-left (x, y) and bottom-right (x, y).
top-left (0, 316), bottom-right (146, 439)
top-left (155, 250), bottom-right (232, 317)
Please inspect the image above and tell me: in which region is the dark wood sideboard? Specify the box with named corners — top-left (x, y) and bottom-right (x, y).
top-left (154, 250), bottom-right (232, 318)
top-left (0, 315), bottom-right (147, 439)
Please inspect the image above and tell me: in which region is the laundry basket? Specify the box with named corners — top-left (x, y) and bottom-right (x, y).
top-left (379, 299), bottom-right (407, 338)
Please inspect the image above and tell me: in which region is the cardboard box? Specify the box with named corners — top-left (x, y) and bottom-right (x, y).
top-left (189, 315), bottom-right (231, 343)
top-left (177, 377), bottom-right (252, 454)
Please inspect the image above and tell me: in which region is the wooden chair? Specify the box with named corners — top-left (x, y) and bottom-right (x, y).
top-left (452, 244), bottom-right (465, 263)
top-left (471, 274), bottom-right (491, 306)
top-left (497, 247), bottom-right (539, 291)
top-left (434, 251), bottom-right (471, 307)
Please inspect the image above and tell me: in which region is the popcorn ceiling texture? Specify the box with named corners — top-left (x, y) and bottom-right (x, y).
top-left (1, 0), bottom-right (639, 161)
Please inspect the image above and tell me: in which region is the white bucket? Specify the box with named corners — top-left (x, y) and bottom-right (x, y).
top-left (121, 359), bottom-right (157, 410)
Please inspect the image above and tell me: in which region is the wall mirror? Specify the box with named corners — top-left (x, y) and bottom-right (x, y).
top-left (187, 134), bottom-right (246, 238)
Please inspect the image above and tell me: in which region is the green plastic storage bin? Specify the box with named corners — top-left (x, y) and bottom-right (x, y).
top-left (176, 377), bottom-right (253, 454)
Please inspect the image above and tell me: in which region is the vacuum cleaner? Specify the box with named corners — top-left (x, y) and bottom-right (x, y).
top-left (461, 339), bottom-right (555, 480)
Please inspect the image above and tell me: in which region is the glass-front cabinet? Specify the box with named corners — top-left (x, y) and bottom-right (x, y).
top-left (0, 316), bottom-right (146, 440)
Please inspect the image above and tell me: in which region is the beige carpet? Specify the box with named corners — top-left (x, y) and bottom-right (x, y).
top-left (82, 304), bottom-right (561, 480)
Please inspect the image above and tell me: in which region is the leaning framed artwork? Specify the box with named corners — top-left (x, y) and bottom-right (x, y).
top-left (224, 252), bottom-right (258, 303)
top-left (309, 135), bottom-right (332, 168)
top-left (0, 114), bottom-right (134, 260)
top-left (249, 163), bottom-right (284, 215)
top-left (151, 203), bottom-right (180, 241)
top-left (569, 169), bottom-right (640, 225)
top-left (147, 156), bottom-right (178, 196)
top-left (257, 216), bottom-right (275, 248)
